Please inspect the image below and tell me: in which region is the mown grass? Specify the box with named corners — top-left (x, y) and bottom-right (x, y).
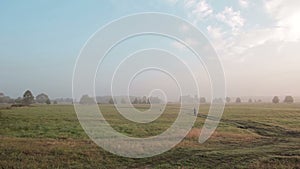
top-left (0, 103), bottom-right (299, 168)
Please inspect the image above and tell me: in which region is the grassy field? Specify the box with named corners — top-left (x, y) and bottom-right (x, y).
top-left (0, 103), bottom-right (299, 168)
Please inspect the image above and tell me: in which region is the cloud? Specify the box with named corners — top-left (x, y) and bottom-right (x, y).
top-left (168, 0), bottom-right (299, 63)
top-left (239, 0), bottom-right (249, 8)
top-left (183, 0), bottom-right (213, 23)
top-left (165, 0), bottom-right (300, 96)
top-left (206, 25), bottom-right (228, 52)
top-left (224, 0), bottom-right (300, 56)
top-left (207, 26), bottom-right (224, 40)
top-left (171, 41), bottom-right (186, 50)
top-left (264, 0), bottom-right (300, 41)
top-left (164, 0), bottom-right (178, 5)
top-left (191, 0), bottom-right (213, 19)
top-left (170, 37), bottom-right (200, 51)
top-left (216, 7), bottom-right (245, 32)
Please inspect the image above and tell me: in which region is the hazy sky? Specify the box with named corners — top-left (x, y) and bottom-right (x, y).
top-left (1, 0), bottom-right (300, 99)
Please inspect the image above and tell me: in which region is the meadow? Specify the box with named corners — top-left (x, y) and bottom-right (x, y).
top-left (0, 103), bottom-right (299, 168)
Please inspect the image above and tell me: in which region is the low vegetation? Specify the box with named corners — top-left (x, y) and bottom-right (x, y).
top-left (0, 104), bottom-right (299, 168)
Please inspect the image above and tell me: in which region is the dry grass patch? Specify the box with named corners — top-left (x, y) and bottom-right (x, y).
top-left (185, 128), bottom-right (260, 141)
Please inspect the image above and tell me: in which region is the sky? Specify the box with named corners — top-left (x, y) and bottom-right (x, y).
top-left (0, 0), bottom-right (300, 100)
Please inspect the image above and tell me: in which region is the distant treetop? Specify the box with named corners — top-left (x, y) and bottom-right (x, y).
top-left (23, 90), bottom-right (34, 105)
top-left (284, 96), bottom-right (294, 103)
top-left (272, 96), bottom-right (280, 104)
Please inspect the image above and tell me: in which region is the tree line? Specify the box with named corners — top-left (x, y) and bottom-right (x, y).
top-left (178, 95), bottom-right (295, 104)
top-left (224, 96), bottom-right (294, 104)
top-left (0, 90), bottom-right (56, 106)
top-left (79, 95), bottom-right (162, 104)
top-left (0, 91), bottom-right (295, 105)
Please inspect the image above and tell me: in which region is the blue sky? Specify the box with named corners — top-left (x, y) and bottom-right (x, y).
top-left (1, 0), bottom-right (300, 99)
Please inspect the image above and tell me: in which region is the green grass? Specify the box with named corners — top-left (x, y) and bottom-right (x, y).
top-left (0, 105), bottom-right (86, 139)
top-left (0, 103), bottom-right (299, 168)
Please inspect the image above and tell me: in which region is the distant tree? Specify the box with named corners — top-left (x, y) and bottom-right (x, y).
top-left (79, 95), bottom-right (94, 104)
top-left (226, 97), bottom-right (231, 103)
top-left (0, 97), bottom-right (13, 104)
top-left (121, 98), bottom-right (126, 104)
top-left (0, 93), bottom-right (12, 104)
top-left (133, 97), bottom-right (138, 104)
top-left (23, 90), bottom-right (34, 105)
top-left (142, 96), bottom-right (147, 104)
top-left (200, 97), bottom-right (206, 103)
top-left (0, 93), bottom-right (4, 103)
top-left (283, 96), bottom-right (294, 103)
top-left (53, 100), bottom-right (58, 104)
top-left (272, 96), bottom-right (280, 104)
top-left (15, 97), bottom-right (23, 104)
top-left (36, 93), bottom-right (49, 104)
top-left (8, 98), bottom-right (14, 104)
top-left (213, 98), bottom-right (224, 103)
top-left (45, 99), bottom-right (51, 105)
top-left (108, 98), bottom-right (114, 104)
top-left (147, 98), bottom-right (150, 104)
top-left (248, 99), bottom-right (253, 103)
top-left (235, 97), bottom-right (241, 103)
top-left (0, 93), bottom-right (14, 104)
top-left (150, 97), bottom-right (161, 104)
